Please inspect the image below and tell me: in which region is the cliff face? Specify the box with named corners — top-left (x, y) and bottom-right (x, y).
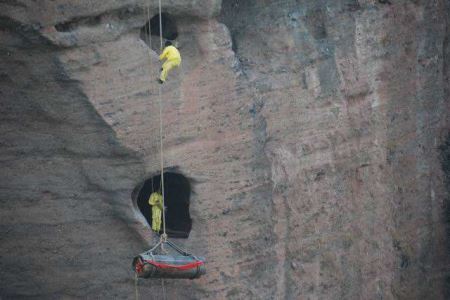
top-left (220, 1), bottom-right (450, 299)
top-left (0, 0), bottom-right (449, 299)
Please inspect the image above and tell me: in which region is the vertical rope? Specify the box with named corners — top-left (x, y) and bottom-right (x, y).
top-left (158, 85), bottom-right (166, 237)
top-left (147, 3), bottom-right (152, 53)
top-left (146, 0), bottom-right (166, 239)
top-left (162, 278), bottom-right (166, 300)
top-left (137, 3), bottom-right (167, 300)
top-left (158, 0), bottom-right (163, 50)
top-left (146, 3), bottom-right (156, 198)
top-left (157, 0), bottom-right (168, 290)
top-left (134, 273), bottom-right (139, 300)
top-left (156, 0), bottom-right (167, 239)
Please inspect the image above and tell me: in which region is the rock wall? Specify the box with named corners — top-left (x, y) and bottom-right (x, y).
top-left (0, 0), bottom-right (449, 299)
top-left (220, 1), bottom-right (450, 299)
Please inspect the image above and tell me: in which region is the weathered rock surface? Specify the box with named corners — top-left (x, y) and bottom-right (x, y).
top-left (0, 0), bottom-right (449, 299)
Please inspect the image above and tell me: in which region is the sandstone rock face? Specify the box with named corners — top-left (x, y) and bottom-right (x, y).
top-left (0, 0), bottom-right (449, 299)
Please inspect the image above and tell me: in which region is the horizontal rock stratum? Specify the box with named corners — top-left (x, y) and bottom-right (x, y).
top-left (0, 0), bottom-right (449, 299)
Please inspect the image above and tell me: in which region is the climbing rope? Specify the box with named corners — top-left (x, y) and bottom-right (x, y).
top-left (133, 1), bottom-right (204, 291)
top-left (134, 273), bottom-right (139, 300)
top-left (145, 0), bottom-right (167, 242)
top-left (155, 2), bottom-right (168, 299)
top-left (158, 85), bottom-right (167, 239)
top-left (158, 0), bottom-right (163, 50)
top-left (138, 2), bottom-right (168, 299)
top-left (156, 0), bottom-right (167, 243)
top-left (161, 278), bottom-right (166, 300)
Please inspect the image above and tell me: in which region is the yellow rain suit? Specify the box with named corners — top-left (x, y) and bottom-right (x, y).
top-left (148, 192), bottom-right (163, 232)
top-left (159, 45), bottom-right (181, 82)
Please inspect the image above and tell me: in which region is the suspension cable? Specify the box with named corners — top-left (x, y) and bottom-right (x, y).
top-left (146, 3), bottom-right (152, 55)
top-left (157, 0), bottom-right (167, 240)
top-left (156, 2), bottom-right (168, 299)
top-left (158, 0), bottom-right (163, 50)
top-left (145, 0), bottom-right (167, 241)
top-left (158, 87), bottom-right (166, 238)
top-left (137, 3), bottom-right (167, 299)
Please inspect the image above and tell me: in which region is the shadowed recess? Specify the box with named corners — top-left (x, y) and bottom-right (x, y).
top-left (439, 133), bottom-right (450, 298)
top-left (140, 12), bottom-right (178, 49)
top-left (136, 172), bottom-right (192, 238)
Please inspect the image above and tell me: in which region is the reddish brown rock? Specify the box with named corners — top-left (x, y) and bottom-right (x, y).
top-left (0, 0), bottom-right (449, 299)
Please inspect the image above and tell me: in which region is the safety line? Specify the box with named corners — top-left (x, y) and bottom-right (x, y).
top-left (157, 0), bottom-right (167, 241)
top-left (158, 84), bottom-right (166, 238)
top-left (158, 0), bottom-right (163, 50)
top-left (146, 0), bottom-right (167, 240)
top-left (154, 2), bottom-right (168, 299)
top-left (134, 272), bottom-right (139, 300)
top-left (136, 2), bottom-right (167, 300)
top-left (162, 278), bottom-right (167, 300)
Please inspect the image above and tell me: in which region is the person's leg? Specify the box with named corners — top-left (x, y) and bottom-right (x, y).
top-left (152, 207), bottom-right (161, 232)
top-left (160, 60), bottom-right (177, 82)
top-left (155, 208), bottom-right (162, 232)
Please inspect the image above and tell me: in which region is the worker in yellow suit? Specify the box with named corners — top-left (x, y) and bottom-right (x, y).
top-left (148, 191), bottom-right (164, 232)
top-left (159, 41), bottom-right (181, 84)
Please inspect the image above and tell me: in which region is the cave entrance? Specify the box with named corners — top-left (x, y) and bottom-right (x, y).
top-left (140, 13), bottom-right (178, 50)
top-left (136, 172), bottom-right (192, 238)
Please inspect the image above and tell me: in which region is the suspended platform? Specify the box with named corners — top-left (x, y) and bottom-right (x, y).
top-left (133, 238), bottom-right (206, 279)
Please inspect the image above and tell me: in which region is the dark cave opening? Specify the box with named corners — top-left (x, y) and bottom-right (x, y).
top-left (140, 13), bottom-right (178, 49)
top-left (136, 172), bottom-right (192, 238)
top-left (439, 133), bottom-right (450, 298)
